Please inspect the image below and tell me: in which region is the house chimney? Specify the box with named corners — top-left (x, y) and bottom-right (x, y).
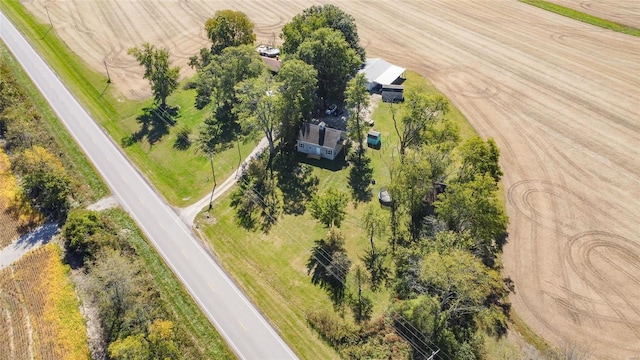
top-left (318, 122), bottom-right (326, 146)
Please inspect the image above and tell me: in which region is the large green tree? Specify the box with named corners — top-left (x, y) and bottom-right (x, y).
top-left (295, 28), bottom-right (361, 106)
top-left (391, 85), bottom-right (449, 157)
top-left (457, 136), bottom-right (502, 184)
top-left (128, 43), bottom-right (180, 108)
top-left (307, 187), bottom-right (349, 228)
top-left (434, 173), bottom-right (508, 265)
top-left (235, 71), bottom-right (281, 154)
top-left (205, 10), bottom-right (256, 55)
top-left (276, 59), bottom-right (318, 147)
top-left (281, 4), bottom-right (365, 61)
top-left (345, 73), bottom-right (370, 154)
top-left (194, 44), bottom-right (265, 110)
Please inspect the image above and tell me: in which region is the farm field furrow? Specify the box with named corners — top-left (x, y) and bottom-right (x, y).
top-left (549, 0), bottom-right (640, 29)
top-left (17, 0), bottom-right (640, 357)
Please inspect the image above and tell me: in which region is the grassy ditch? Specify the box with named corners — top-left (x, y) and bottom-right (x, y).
top-left (520, 0), bottom-right (640, 36)
top-left (0, 0), bottom-right (260, 206)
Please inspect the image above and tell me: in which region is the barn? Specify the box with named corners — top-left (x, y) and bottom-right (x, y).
top-left (358, 58), bottom-right (406, 92)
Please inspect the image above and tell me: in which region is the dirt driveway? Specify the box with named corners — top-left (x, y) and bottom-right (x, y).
top-left (21, 1), bottom-right (640, 357)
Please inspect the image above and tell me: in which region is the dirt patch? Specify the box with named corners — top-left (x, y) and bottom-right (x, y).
top-left (20, 1), bottom-right (640, 357)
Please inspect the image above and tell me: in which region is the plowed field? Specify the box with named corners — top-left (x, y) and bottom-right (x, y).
top-left (20, 1), bottom-right (640, 357)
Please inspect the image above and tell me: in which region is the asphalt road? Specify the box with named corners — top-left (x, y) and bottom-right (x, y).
top-left (0, 11), bottom-right (297, 360)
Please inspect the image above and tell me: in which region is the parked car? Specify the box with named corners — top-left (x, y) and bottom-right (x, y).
top-left (325, 104), bottom-right (337, 116)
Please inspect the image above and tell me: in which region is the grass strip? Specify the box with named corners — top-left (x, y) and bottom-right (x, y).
top-left (510, 310), bottom-right (551, 353)
top-left (105, 208), bottom-right (235, 360)
top-left (520, 0), bottom-right (640, 36)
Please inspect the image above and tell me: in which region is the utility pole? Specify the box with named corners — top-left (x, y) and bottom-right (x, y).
top-left (104, 59), bottom-right (111, 83)
top-left (208, 153), bottom-right (217, 210)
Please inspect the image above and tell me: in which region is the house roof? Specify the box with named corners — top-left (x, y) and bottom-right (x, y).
top-left (261, 56), bottom-right (282, 73)
top-left (359, 58), bottom-right (406, 86)
top-left (299, 123), bottom-right (342, 149)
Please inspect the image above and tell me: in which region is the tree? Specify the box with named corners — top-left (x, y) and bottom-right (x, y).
top-left (345, 73), bottom-right (370, 154)
top-left (360, 205), bottom-right (389, 290)
top-left (457, 136), bottom-right (502, 184)
top-left (391, 249), bottom-right (509, 359)
top-left (434, 173), bottom-right (508, 266)
top-left (194, 44), bottom-right (265, 110)
top-left (391, 86), bottom-right (449, 157)
top-left (147, 320), bottom-right (180, 360)
top-left (86, 250), bottom-right (149, 342)
top-left (128, 43), bottom-right (180, 108)
top-left (307, 188), bottom-right (349, 228)
top-left (235, 71), bottom-right (281, 155)
top-left (307, 229), bottom-right (352, 305)
top-left (63, 208), bottom-right (103, 256)
top-left (204, 10), bottom-right (256, 55)
top-left (295, 28), bottom-right (361, 106)
top-left (12, 145), bottom-right (71, 219)
top-left (281, 4), bottom-right (365, 61)
top-left (276, 59), bottom-right (318, 147)
top-left (349, 265), bottom-right (373, 323)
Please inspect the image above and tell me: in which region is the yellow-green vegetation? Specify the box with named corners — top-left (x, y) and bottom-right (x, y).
top-left (511, 311), bottom-right (552, 353)
top-left (0, 148), bottom-right (43, 249)
top-left (0, 244), bottom-right (89, 360)
top-left (520, 0), bottom-right (640, 37)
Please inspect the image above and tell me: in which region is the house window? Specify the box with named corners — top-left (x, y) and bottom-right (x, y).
top-left (327, 149), bottom-right (332, 156)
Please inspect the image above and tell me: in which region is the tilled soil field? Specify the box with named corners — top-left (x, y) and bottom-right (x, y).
top-left (19, 1), bottom-right (640, 358)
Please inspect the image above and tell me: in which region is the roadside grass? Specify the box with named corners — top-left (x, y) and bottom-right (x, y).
top-left (0, 42), bottom-right (108, 203)
top-left (0, 0), bottom-right (261, 207)
top-left (105, 208), bottom-right (235, 360)
top-left (520, 0), bottom-right (640, 37)
top-left (199, 71), bottom-right (482, 359)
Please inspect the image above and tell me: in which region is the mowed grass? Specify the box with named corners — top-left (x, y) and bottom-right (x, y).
top-left (105, 208), bottom-right (235, 360)
top-left (0, 244), bottom-right (90, 360)
top-left (0, 0), bottom-right (260, 206)
top-left (520, 0), bottom-right (640, 36)
top-left (199, 71), bottom-right (480, 359)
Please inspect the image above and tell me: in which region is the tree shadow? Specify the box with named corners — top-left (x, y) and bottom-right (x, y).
top-left (348, 149), bottom-right (373, 204)
top-left (274, 151), bottom-right (319, 215)
top-left (123, 105), bottom-right (179, 147)
top-left (172, 126), bottom-right (192, 150)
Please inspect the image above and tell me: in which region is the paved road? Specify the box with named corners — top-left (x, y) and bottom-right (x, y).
top-left (0, 12), bottom-right (297, 360)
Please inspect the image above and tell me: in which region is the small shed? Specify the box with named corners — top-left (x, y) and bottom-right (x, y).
top-left (381, 84), bottom-right (405, 103)
top-left (367, 130), bottom-right (382, 149)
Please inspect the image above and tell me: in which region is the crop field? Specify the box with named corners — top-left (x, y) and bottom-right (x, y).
top-left (549, 0), bottom-right (640, 28)
top-left (11, 0), bottom-right (640, 357)
top-left (0, 244), bottom-right (89, 360)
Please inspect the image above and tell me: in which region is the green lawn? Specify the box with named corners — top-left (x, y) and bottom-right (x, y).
top-left (520, 0), bottom-right (640, 36)
top-left (199, 71), bottom-right (481, 359)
